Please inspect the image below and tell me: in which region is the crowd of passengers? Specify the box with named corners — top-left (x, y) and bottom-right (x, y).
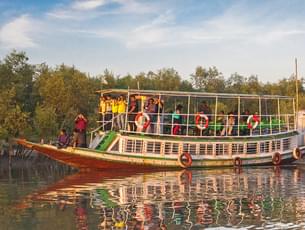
top-left (98, 95), bottom-right (260, 137)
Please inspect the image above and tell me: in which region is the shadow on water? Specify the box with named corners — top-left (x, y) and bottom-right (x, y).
top-left (1, 157), bottom-right (305, 229)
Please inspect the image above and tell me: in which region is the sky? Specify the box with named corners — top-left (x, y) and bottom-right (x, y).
top-left (0, 0), bottom-right (304, 82)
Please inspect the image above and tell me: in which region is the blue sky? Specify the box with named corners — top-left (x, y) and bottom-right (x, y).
top-left (0, 0), bottom-right (304, 82)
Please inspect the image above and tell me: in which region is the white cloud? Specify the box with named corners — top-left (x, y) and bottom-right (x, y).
top-left (48, 0), bottom-right (157, 20)
top-left (113, 0), bottom-right (157, 14)
top-left (0, 15), bottom-right (38, 49)
top-left (72, 0), bottom-right (106, 11)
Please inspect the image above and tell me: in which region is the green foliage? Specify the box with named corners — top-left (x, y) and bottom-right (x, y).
top-left (34, 105), bottom-right (58, 138)
top-left (191, 66), bottom-right (225, 92)
top-left (35, 65), bottom-right (100, 136)
top-left (0, 50), bottom-right (35, 112)
top-left (0, 88), bottom-right (29, 138)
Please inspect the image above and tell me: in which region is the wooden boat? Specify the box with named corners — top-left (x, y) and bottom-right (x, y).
top-left (17, 89), bottom-right (305, 169)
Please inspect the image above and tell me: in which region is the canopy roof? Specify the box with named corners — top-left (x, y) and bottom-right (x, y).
top-left (97, 89), bottom-right (293, 100)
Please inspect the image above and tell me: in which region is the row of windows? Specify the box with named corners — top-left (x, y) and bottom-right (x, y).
top-left (119, 138), bottom-right (293, 155)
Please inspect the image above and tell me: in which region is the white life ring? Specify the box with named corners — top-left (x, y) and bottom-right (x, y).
top-left (247, 115), bottom-right (259, 129)
top-left (195, 114), bottom-right (209, 130)
top-left (135, 112), bottom-right (151, 129)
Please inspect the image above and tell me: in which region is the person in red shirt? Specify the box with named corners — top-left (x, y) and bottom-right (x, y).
top-left (74, 114), bottom-right (88, 147)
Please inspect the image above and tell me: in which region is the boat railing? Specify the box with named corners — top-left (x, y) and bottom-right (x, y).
top-left (96, 112), bottom-right (296, 138)
top-left (90, 114), bottom-right (121, 143)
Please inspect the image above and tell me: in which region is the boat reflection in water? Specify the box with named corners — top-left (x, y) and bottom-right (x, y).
top-left (18, 167), bottom-right (305, 229)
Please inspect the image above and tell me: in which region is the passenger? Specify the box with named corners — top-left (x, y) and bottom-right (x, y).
top-left (105, 95), bottom-right (113, 131)
top-left (241, 109), bottom-right (250, 135)
top-left (253, 112), bottom-right (260, 122)
top-left (220, 112), bottom-right (235, 136)
top-left (75, 113), bottom-right (88, 132)
top-left (56, 129), bottom-right (70, 149)
top-left (197, 101), bottom-right (211, 136)
top-left (217, 110), bottom-right (225, 136)
top-left (74, 114), bottom-right (88, 147)
top-left (111, 97), bottom-right (119, 130)
top-left (199, 101), bottom-right (211, 119)
top-left (172, 104), bottom-right (183, 135)
top-left (145, 98), bottom-right (156, 133)
top-left (117, 95), bottom-right (127, 130)
top-left (243, 109), bottom-right (250, 122)
top-left (233, 110), bottom-right (239, 136)
top-left (72, 128), bottom-right (86, 148)
top-left (227, 112), bottom-right (235, 136)
top-left (155, 98), bottom-right (164, 134)
top-left (99, 96), bottom-right (106, 130)
top-left (128, 95), bottom-right (138, 132)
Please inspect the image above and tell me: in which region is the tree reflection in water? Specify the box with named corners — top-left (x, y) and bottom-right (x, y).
top-left (5, 166), bottom-right (305, 229)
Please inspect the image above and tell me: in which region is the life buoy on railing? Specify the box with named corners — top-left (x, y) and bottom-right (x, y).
top-left (293, 147), bottom-right (302, 160)
top-left (195, 113), bottom-right (209, 130)
top-left (233, 157), bottom-right (242, 167)
top-left (135, 112), bottom-right (151, 129)
top-left (272, 152), bottom-right (281, 165)
top-left (247, 115), bottom-right (259, 129)
top-left (178, 152), bottom-right (193, 168)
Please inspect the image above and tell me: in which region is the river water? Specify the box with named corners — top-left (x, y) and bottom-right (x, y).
top-left (1, 158), bottom-right (305, 230)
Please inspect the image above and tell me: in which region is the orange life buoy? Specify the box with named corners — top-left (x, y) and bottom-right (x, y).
top-left (293, 147), bottom-right (302, 160)
top-left (272, 152), bottom-right (281, 165)
top-left (135, 112), bottom-right (151, 129)
top-left (195, 113), bottom-right (209, 130)
top-left (178, 152), bottom-right (193, 168)
top-left (233, 157), bottom-right (242, 167)
top-left (247, 115), bottom-right (260, 129)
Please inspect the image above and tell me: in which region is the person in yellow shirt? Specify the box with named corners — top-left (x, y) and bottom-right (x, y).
top-left (99, 96), bottom-right (106, 130)
top-left (105, 95), bottom-right (113, 131)
top-left (117, 96), bottom-right (127, 130)
top-left (111, 97), bottom-right (118, 130)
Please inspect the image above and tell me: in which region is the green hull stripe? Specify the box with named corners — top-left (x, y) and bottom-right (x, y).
top-left (123, 131), bottom-right (298, 143)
